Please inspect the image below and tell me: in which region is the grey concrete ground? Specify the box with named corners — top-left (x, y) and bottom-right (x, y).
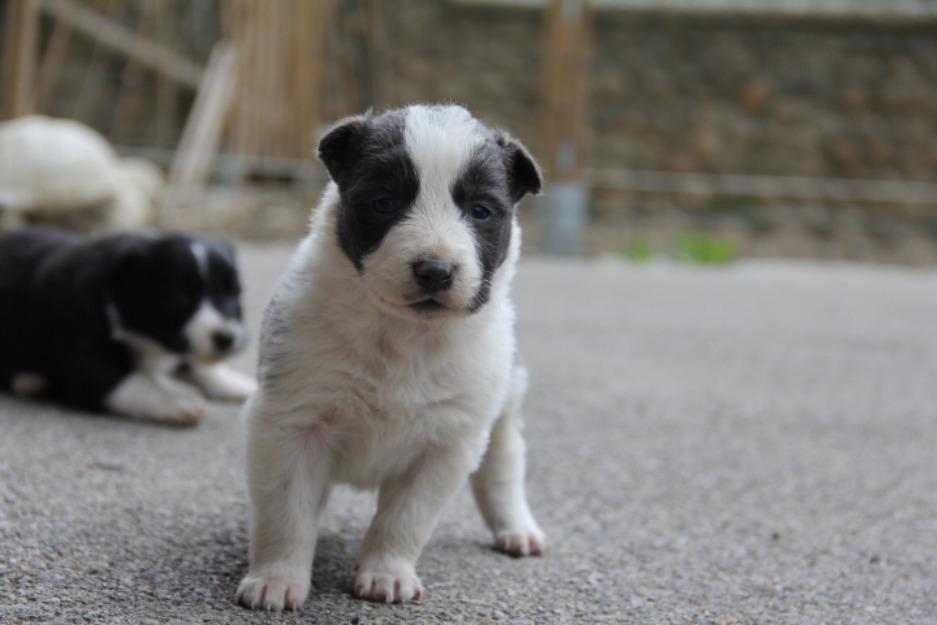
top-left (2, 244), bottom-right (936, 625)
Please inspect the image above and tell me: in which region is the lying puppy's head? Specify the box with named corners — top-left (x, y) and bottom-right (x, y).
top-left (108, 234), bottom-right (246, 364)
top-left (317, 104), bottom-right (542, 321)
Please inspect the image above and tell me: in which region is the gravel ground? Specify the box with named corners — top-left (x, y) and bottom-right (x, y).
top-left (2, 244), bottom-right (936, 625)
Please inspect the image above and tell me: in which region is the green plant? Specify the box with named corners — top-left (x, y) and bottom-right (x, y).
top-left (675, 231), bottom-right (737, 265)
top-left (618, 233), bottom-right (654, 262)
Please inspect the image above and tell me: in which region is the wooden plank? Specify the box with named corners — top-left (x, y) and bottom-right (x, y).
top-left (169, 41), bottom-right (240, 190)
top-left (37, 0), bottom-right (204, 89)
top-left (1, 0), bottom-right (39, 119)
top-left (221, 0), bottom-right (331, 179)
top-left (540, 0), bottom-right (590, 180)
top-left (231, 0), bottom-right (259, 167)
top-left (289, 0), bottom-right (329, 160)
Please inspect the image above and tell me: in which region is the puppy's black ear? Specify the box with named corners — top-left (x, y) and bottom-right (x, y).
top-left (497, 132), bottom-right (543, 204)
top-left (197, 234), bottom-right (236, 264)
top-left (104, 238), bottom-right (151, 312)
top-left (107, 237), bottom-right (147, 280)
top-left (317, 113), bottom-right (371, 183)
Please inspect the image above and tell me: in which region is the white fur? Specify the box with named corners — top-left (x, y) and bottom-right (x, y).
top-left (238, 108), bottom-right (544, 609)
top-left (0, 116), bottom-right (161, 231)
top-left (102, 359), bottom-right (255, 425)
top-left (359, 201), bottom-right (482, 318)
top-left (183, 302), bottom-right (247, 364)
top-left (183, 242), bottom-right (248, 364)
top-left (100, 310), bottom-right (205, 425)
top-left (404, 105), bottom-right (484, 187)
top-left (104, 371), bottom-right (206, 426)
top-left (190, 241), bottom-right (210, 278)
top-left (186, 362), bottom-right (258, 400)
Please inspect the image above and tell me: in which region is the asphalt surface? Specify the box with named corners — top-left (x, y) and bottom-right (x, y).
top-left (1, 244), bottom-right (936, 624)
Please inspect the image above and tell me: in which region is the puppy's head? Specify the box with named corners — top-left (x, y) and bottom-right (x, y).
top-left (108, 234), bottom-right (247, 363)
top-left (318, 104), bottom-right (541, 321)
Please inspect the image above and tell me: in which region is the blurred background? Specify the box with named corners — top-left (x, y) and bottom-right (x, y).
top-left (2, 0), bottom-right (937, 265)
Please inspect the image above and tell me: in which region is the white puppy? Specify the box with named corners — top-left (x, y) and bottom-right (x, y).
top-left (236, 104), bottom-right (546, 608)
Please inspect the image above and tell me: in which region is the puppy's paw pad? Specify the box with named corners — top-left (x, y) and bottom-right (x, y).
top-left (236, 574), bottom-right (309, 611)
top-left (355, 566), bottom-right (423, 604)
top-left (495, 527), bottom-right (547, 557)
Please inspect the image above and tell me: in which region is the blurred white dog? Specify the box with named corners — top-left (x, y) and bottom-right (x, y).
top-left (236, 104), bottom-right (546, 609)
top-left (0, 115), bottom-right (161, 231)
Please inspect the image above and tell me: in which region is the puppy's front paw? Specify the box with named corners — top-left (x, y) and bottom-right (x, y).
top-left (495, 526), bottom-right (547, 558)
top-left (355, 562), bottom-right (423, 604)
top-left (236, 572), bottom-right (309, 611)
top-left (188, 363), bottom-right (258, 401)
top-left (105, 373), bottom-right (207, 426)
top-left (167, 397), bottom-right (208, 426)
top-left (210, 369), bottom-right (257, 400)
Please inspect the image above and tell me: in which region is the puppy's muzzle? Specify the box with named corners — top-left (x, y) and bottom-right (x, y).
top-left (212, 329), bottom-right (237, 353)
top-left (412, 260), bottom-right (455, 293)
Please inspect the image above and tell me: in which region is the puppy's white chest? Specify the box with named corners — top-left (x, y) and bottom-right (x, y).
top-left (322, 331), bottom-right (504, 487)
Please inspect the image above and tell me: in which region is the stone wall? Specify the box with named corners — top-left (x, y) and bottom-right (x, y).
top-left (366, 2), bottom-right (937, 261)
top-left (24, 1), bottom-right (937, 260)
top-left (381, 2), bottom-right (937, 185)
top-left (31, 1), bottom-right (937, 189)
top-left (590, 15), bottom-right (937, 182)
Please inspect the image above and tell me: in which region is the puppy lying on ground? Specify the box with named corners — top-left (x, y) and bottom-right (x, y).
top-left (0, 226), bottom-right (256, 425)
top-left (237, 104), bottom-right (546, 609)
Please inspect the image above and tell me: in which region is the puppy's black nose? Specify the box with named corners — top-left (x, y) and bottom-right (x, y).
top-left (412, 260), bottom-right (454, 293)
top-left (212, 329), bottom-right (235, 352)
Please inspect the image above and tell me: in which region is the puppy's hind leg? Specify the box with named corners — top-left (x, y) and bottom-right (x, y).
top-left (236, 400), bottom-right (333, 612)
top-left (471, 364), bottom-right (546, 557)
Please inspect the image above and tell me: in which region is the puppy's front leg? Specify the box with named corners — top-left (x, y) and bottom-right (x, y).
top-left (104, 372), bottom-right (206, 425)
top-left (470, 365), bottom-right (546, 557)
top-left (185, 362), bottom-right (257, 400)
top-left (237, 411), bottom-right (332, 611)
top-left (355, 447), bottom-right (476, 604)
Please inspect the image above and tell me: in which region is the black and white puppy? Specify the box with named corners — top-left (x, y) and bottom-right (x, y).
top-left (0, 227), bottom-right (257, 425)
top-left (237, 104), bottom-right (545, 609)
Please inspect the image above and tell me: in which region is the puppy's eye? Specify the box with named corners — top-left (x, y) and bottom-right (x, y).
top-left (373, 198), bottom-right (396, 214)
top-left (470, 205), bottom-right (492, 221)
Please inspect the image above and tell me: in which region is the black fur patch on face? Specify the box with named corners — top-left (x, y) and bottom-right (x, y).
top-left (452, 146), bottom-right (515, 311)
top-left (109, 235), bottom-right (242, 353)
top-left (452, 131), bottom-right (543, 311)
top-left (203, 239), bottom-right (243, 320)
top-left (318, 110), bottom-right (420, 271)
top-left (109, 236), bottom-right (202, 352)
